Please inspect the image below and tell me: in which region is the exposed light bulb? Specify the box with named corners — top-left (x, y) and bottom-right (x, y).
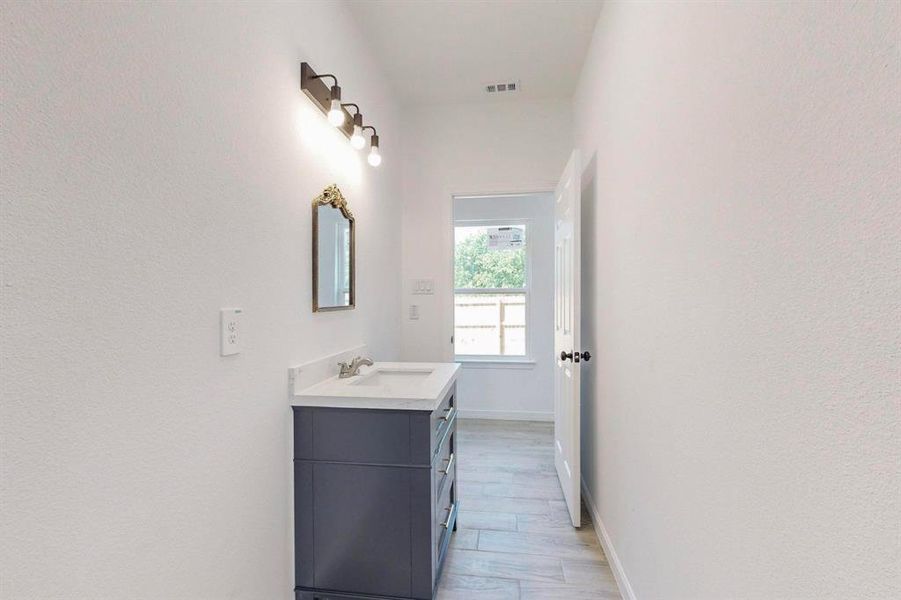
top-left (327, 98), bottom-right (345, 127)
top-left (367, 145), bottom-right (381, 167)
top-left (350, 124), bottom-right (366, 149)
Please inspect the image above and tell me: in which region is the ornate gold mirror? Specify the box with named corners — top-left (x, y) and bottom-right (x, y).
top-left (312, 184), bottom-right (355, 312)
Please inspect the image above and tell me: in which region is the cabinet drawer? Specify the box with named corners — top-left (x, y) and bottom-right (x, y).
top-left (433, 426), bottom-right (455, 499)
top-left (294, 407), bottom-right (412, 465)
top-left (430, 385), bottom-right (455, 455)
top-left (434, 475), bottom-right (456, 564)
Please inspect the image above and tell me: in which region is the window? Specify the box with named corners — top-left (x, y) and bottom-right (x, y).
top-left (454, 222), bottom-right (529, 359)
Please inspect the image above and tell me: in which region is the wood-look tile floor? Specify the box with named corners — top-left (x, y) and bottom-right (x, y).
top-left (438, 419), bottom-right (622, 600)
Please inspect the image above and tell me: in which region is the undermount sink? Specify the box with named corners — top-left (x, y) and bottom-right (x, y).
top-left (291, 361), bottom-right (460, 410)
top-left (351, 368), bottom-right (434, 387)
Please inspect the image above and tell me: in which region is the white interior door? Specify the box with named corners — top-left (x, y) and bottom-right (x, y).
top-left (554, 150), bottom-right (582, 527)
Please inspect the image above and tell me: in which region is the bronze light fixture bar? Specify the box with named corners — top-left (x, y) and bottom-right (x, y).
top-left (300, 63), bottom-right (354, 136)
top-left (300, 62), bottom-right (381, 165)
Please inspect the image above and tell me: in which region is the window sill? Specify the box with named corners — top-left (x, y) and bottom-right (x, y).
top-left (455, 358), bottom-right (536, 370)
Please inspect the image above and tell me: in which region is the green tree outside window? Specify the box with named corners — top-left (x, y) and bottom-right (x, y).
top-left (454, 229), bottom-right (526, 289)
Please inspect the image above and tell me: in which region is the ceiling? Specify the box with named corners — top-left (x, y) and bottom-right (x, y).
top-left (346, 0), bottom-right (603, 106)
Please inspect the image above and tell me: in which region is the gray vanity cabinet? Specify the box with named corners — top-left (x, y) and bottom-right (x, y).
top-left (293, 384), bottom-right (457, 600)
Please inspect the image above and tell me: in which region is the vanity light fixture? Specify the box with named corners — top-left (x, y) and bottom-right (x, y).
top-left (309, 72), bottom-right (344, 126)
top-left (364, 126), bottom-right (381, 167)
top-left (343, 104), bottom-right (366, 150)
top-left (316, 76), bottom-right (345, 127)
top-left (300, 62), bottom-right (383, 165)
top-left (327, 99), bottom-right (345, 126)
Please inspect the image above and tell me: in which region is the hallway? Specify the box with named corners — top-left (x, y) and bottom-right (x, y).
top-left (439, 420), bottom-right (621, 599)
top-left (2, 2), bottom-right (898, 598)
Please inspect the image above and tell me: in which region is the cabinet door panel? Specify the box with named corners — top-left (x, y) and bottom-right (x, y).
top-left (410, 468), bottom-right (433, 599)
top-left (313, 463), bottom-right (412, 598)
top-left (294, 462), bottom-right (314, 587)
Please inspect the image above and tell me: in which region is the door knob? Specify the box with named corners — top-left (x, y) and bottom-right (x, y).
top-left (560, 350), bottom-right (573, 362)
top-left (580, 351), bottom-right (591, 362)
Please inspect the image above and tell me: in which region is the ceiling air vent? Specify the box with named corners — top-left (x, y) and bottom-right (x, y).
top-left (484, 81), bottom-right (519, 94)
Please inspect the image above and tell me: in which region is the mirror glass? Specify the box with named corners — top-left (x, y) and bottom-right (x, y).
top-left (314, 202), bottom-right (354, 311)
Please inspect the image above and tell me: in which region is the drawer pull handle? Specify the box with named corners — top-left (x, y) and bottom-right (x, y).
top-left (440, 452), bottom-right (455, 475)
top-left (441, 503), bottom-right (456, 529)
top-left (436, 406), bottom-right (457, 432)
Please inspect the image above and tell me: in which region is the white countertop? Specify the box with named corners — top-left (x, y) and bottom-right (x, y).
top-left (291, 362), bottom-right (460, 411)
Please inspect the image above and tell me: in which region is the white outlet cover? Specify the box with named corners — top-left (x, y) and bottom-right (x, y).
top-left (220, 308), bottom-right (243, 356)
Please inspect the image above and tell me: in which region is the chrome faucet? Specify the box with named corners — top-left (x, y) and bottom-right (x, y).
top-left (338, 356), bottom-right (373, 378)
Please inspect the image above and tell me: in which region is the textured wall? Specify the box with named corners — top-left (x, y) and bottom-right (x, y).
top-left (574, 2), bottom-right (901, 598)
top-left (0, 2), bottom-right (402, 598)
top-left (398, 100), bottom-right (571, 422)
top-left (400, 100), bottom-right (572, 364)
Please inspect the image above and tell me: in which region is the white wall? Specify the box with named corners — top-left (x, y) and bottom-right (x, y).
top-left (400, 99), bottom-right (572, 417)
top-left (454, 194), bottom-right (554, 421)
top-left (0, 3), bottom-right (402, 598)
top-left (574, 2), bottom-right (901, 599)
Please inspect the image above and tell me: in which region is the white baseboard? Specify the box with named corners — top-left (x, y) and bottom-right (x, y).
top-left (581, 477), bottom-right (638, 600)
top-left (457, 409), bottom-right (553, 422)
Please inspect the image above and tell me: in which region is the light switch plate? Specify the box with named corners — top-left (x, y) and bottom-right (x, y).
top-left (220, 308), bottom-right (243, 356)
top-left (411, 279), bottom-right (434, 295)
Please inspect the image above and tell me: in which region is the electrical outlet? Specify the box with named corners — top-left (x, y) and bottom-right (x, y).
top-left (220, 308), bottom-right (243, 356)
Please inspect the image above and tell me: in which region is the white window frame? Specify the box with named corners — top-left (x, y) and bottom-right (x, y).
top-left (453, 218), bottom-right (533, 363)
